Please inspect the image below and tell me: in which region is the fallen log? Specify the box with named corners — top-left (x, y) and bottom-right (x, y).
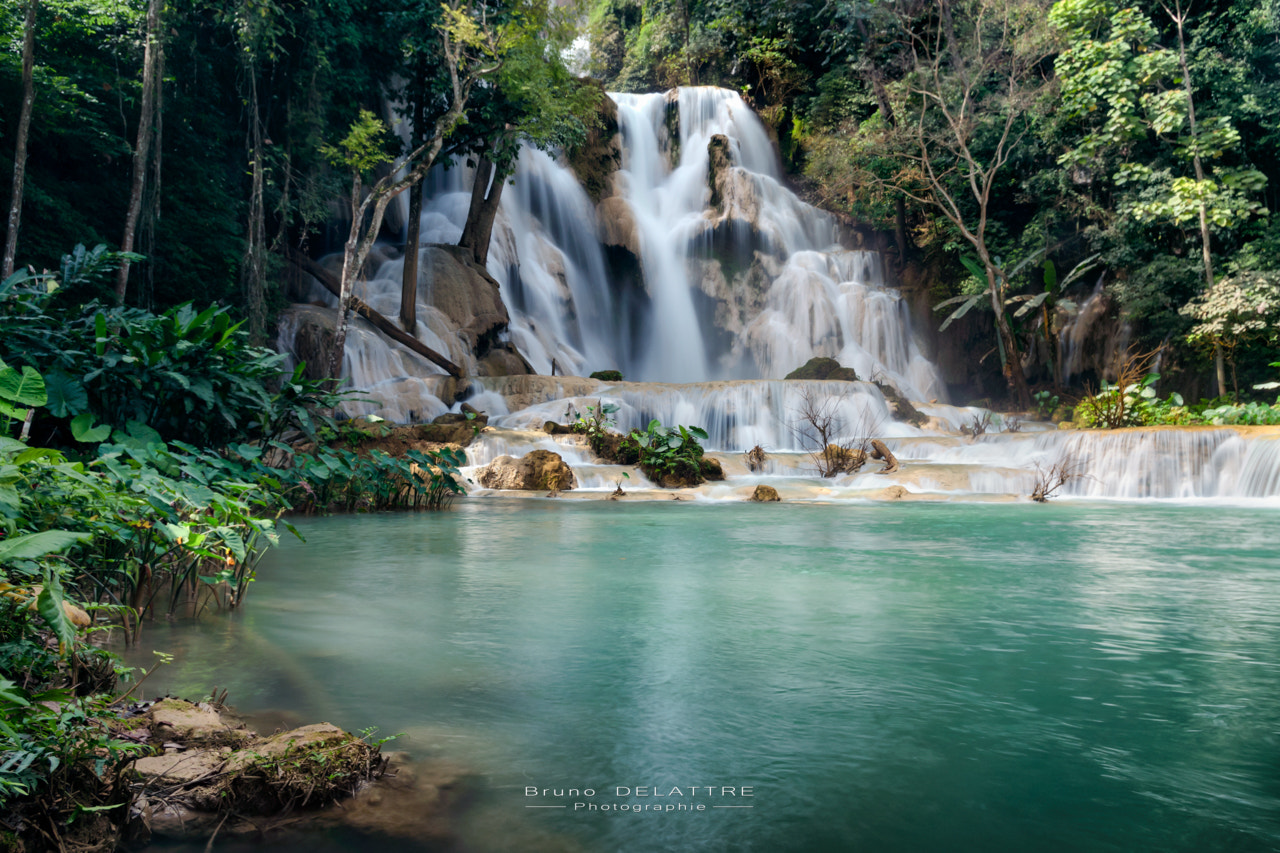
top-left (287, 250), bottom-right (463, 378)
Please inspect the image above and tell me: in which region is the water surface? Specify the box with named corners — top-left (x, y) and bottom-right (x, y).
top-left (134, 500), bottom-right (1280, 852)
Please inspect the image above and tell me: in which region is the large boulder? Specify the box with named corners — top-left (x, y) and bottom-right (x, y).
top-left (420, 244), bottom-right (510, 354)
top-left (477, 450), bottom-right (577, 491)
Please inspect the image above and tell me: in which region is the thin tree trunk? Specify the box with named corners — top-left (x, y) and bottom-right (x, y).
top-left (1169, 0), bottom-right (1224, 397)
top-left (400, 59), bottom-right (427, 333)
top-left (139, 29), bottom-right (164, 309)
top-left (3, 0), bottom-right (38, 280)
top-left (115, 0), bottom-right (161, 304)
top-left (458, 156), bottom-right (505, 268)
top-left (243, 69), bottom-right (268, 342)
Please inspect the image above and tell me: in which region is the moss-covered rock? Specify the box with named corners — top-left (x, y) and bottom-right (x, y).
top-left (750, 485), bottom-right (781, 502)
top-left (784, 357), bottom-right (859, 382)
top-left (589, 370), bottom-right (624, 382)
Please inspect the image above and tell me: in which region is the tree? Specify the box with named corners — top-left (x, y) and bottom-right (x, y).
top-left (1050, 0), bottom-right (1269, 396)
top-left (452, 28), bottom-right (594, 268)
top-left (321, 0), bottom-right (510, 383)
top-left (1181, 271), bottom-right (1280, 397)
top-left (837, 0), bottom-right (1055, 407)
top-left (2, 0), bottom-right (37, 280)
top-left (114, 0), bottom-right (162, 304)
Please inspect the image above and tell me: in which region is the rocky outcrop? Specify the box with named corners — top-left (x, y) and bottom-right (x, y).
top-left (126, 699), bottom-right (384, 844)
top-left (874, 381), bottom-right (927, 427)
top-left (476, 450), bottom-right (577, 491)
top-left (750, 484), bottom-right (781, 502)
top-left (420, 244), bottom-right (509, 355)
top-left (566, 80), bottom-right (622, 204)
top-left (475, 375), bottom-right (604, 412)
top-left (597, 197), bottom-right (642, 261)
top-left (786, 357), bottom-right (859, 382)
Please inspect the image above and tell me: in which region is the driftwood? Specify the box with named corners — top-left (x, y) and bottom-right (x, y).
top-left (287, 250), bottom-right (462, 378)
top-left (870, 439), bottom-right (900, 474)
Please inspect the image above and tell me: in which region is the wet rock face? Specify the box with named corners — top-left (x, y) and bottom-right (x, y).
top-left (477, 450), bottom-right (577, 491)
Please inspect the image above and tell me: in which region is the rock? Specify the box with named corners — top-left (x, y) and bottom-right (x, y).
top-left (473, 375), bottom-right (603, 413)
top-left (750, 485), bottom-right (781, 502)
top-left (132, 750), bottom-right (227, 787)
top-left (420, 245), bottom-right (510, 354)
top-left (707, 134), bottom-right (734, 212)
top-left (149, 699), bottom-right (252, 748)
top-left (476, 450), bottom-right (577, 491)
top-left (477, 341), bottom-right (534, 377)
top-left (785, 357), bottom-right (859, 382)
top-left (700, 457), bottom-right (725, 481)
top-left (874, 381), bottom-right (927, 427)
top-left (597, 197), bottom-right (641, 260)
top-left (416, 422), bottom-right (479, 446)
top-left (433, 406), bottom-right (488, 428)
top-left (542, 421), bottom-right (576, 436)
top-left (565, 80), bottom-right (622, 203)
top-left (589, 370), bottom-right (624, 382)
top-left (879, 485), bottom-right (909, 500)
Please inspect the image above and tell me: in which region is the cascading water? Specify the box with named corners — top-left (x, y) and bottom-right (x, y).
top-left (276, 85), bottom-right (1280, 502)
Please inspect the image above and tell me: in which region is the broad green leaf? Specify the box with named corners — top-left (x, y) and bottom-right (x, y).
top-left (70, 413), bottom-right (113, 443)
top-left (0, 364), bottom-right (46, 407)
top-left (0, 530), bottom-right (91, 563)
top-left (43, 371), bottom-right (89, 418)
top-left (36, 570), bottom-right (77, 650)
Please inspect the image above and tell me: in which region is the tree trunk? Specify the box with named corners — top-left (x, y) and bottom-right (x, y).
top-left (983, 262), bottom-right (1031, 409)
top-left (458, 157), bottom-right (506, 268)
top-left (2, 0), bottom-right (38, 280)
top-left (242, 70), bottom-right (268, 343)
top-left (290, 250), bottom-right (461, 377)
top-left (115, 0), bottom-right (162, 304)
top-left (400, 59), bottom-right (428, 333)
top-left (1171, 2), bottom-right (1223, 397)
top-left (402, 185), bottom-right (423, 332)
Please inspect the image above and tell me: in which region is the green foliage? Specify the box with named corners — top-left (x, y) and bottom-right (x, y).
top-left (1201, 400), bottom-right (1280, 426)
top-left (1074, 372), bottom-right (1198, 427)
top-left (320, 109), bottom-right (392, 176)
top-left (1033, 390), bottom-right (1060, 419)
top-left (630, 419), bottom-right (708, 481)
top-left (0, 262), bottom-right (344, 447)
top-left (572, 400), bottom-right (619, 440)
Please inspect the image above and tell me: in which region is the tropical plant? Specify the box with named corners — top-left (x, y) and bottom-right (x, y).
top-left (630, 419), bottom-right (709, 483)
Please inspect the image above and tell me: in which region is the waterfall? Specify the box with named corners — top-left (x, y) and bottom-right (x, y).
top-left (272, 85), bottom-right (1280, 503)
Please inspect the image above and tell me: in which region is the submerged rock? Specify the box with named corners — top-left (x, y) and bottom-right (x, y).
top-left (750, 485), bottom-right (781, 502)
top-left (477, 450), bottom-right (577, 491)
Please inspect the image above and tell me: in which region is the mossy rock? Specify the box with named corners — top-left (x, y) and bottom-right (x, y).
top-left (589, 370), bottom-right (624, 382)
top-left (750, 485), bottom-right (781, 502)
top-left (784, 357), bottom-right (859, 382)
top-left (874, 381), bottom-right (927, 427)
top-left (588, 431), bottom-right (641, 465)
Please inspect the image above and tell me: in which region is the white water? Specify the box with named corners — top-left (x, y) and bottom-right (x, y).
top-left (276, 85), bottom-right (1280, 503)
